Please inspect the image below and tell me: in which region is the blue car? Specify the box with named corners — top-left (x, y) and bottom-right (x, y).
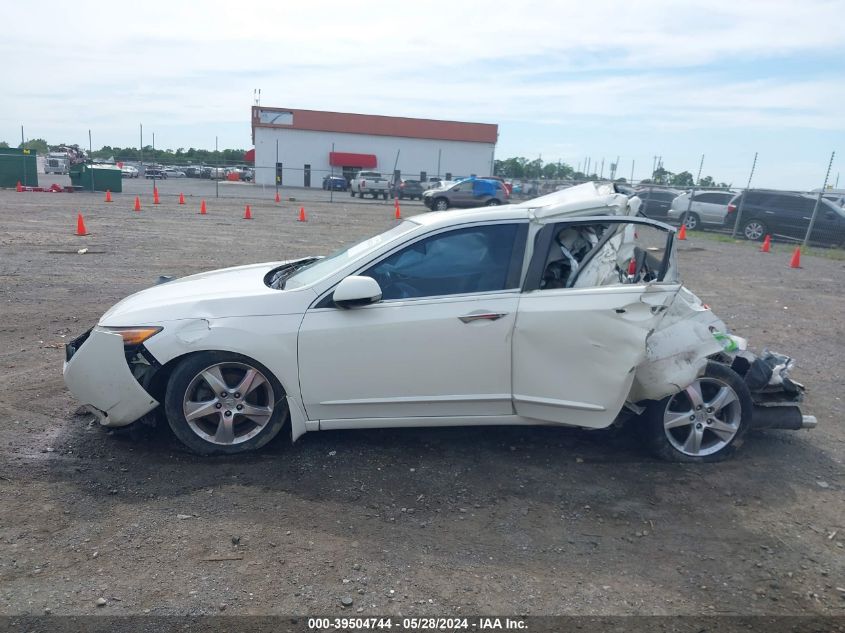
top-left (322, 175), bottom-right (347, 191)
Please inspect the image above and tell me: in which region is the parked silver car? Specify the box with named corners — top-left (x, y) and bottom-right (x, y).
top-left (667, 190), bottom-right (736, 230)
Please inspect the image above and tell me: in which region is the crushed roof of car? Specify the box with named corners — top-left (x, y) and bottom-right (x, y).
top-left (411, 182), bottom-right (637, 227)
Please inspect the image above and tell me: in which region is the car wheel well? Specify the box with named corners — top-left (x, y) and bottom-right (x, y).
top-left (148, 350), bottom-right (289, 407)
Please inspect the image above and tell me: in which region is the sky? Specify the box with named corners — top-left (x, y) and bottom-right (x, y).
top-left (1, 0), bottom-right (843, 189)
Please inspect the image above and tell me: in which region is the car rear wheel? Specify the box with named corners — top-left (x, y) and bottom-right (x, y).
top-left (164, 351), bottom-right (288, 455)
top-left (350, 190), bottom-right (356, 197)
top-left (485, 199), bottom-right (500, 207)
top-left (742, 219), bottom-right (767, 241)
top-left (643, 362), bottom-right (751, 462)
top-left (434, 198), bottom-right (449, 211)
top-left (682, 212), bottom-right (700, 230)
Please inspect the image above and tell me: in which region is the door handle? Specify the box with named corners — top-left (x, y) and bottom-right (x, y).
top-left (458, 312), bottom-right (508, 323)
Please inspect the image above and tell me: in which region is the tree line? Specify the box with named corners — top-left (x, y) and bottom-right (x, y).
top-left (493, 156), bottom-right (730, 187)
top-left (3, 139), bottom-right (249, 165)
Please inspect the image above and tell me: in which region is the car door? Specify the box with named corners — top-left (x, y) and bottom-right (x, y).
top-left (693, 192), bottom-right (728, 224)
top-left (771, 195), bottom-right (814, 240)
top-left (796, 198), bottom-right (844, 245)
top-left (297, 222), bottom-right (528, 423)
top-left (444, 182), bottom-right (464, 207)
top-left (512, 219), bottom-right (681, 429)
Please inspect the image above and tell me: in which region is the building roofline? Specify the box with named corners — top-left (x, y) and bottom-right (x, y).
top-left (252, 106), bottom-right (498, 144)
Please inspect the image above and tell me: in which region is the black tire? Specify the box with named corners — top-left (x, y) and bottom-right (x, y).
top-left (350, 190), bottom-right (356, 197)
top-left (682, 212), bottom-right (700, 231)
top-left (742, 219), bottom-right (767, 241)
top-left (642, 362), bottom-right (752, 463)
top-left (164, 351), bottom-right (288, 456)
top-left (434, 197), bottom-right (449, 211)
top-left (485, 199), bottom-right (501, 207)
top-left (382, 192), bottom-right (388, 200)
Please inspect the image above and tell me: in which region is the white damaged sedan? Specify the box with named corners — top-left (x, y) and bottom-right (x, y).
top-left (63, 183), bottom-right (815, 461)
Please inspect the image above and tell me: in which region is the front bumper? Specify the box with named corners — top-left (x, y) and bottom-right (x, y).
top-left (63, 327), bottom-right (159, 427)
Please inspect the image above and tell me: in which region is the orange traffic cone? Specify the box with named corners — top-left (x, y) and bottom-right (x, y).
top-left (200, 199), bottom-right (207, 215)
top-left (394, 197), bottom-right (401, 220)
top-left (677, 224), bottom-right (687, 241)
top-left (153, 189), bottom-right (160, 205)
top-left (298, 207), bottom-right (307, 222)
top-left (760, 235), bottom-right (771, 253)
top-left (76, 213), bottom-right (89, 236)
top-left (789, 247), bottom-right (801, 269)
top-left (16, 181), bottom-right (22, 192)
top-left (134, 196), bottom-right (141, 212)
top-left (274, 191), bottom-right (281, 203)
top-left (104, 189), bottom-right (112, 203)
top-left (179, 192), bottom-right (185, 205)
top-left (244, 204), bottom-right (253, 220)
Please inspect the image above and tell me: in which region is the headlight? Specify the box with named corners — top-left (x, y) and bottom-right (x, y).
top-left (103, 326), bottom-right (162, 346)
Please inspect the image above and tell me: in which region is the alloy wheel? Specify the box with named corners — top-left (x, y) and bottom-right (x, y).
top-left (182, 362), bottom-right (275, 446)
top-left (663, 377), bottom-right (742, 457)
top-left (744, 221), bottom-right (765, 241)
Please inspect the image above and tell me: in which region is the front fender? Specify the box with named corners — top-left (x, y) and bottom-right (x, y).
top-left (143, 315), bottom-right (308, 440)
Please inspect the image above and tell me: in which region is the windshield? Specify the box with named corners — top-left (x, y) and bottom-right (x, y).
top-left (284, 221), bottom-right (419, 289)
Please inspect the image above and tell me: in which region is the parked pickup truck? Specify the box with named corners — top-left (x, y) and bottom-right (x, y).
top-left (350, 171), bottom-right (390, 199)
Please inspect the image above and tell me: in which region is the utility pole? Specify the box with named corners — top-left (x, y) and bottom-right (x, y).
top-left (683, 154), bottom-right (705, 225)
top-left (599, 158), bottom-right (604, 180)
top-left (88, 129), bottom-right (94, 192)
top-left (731, 152), bottom-right (759, 238)
top-left (630, 159), bottom-right (635, 184)
top-left (140, 123), bottom-right (143, 167)
top-left (804, 151), bottom-right (836, 247)
top-left (20, 125), bottom-right (24, 146)
top-left (215, 136), bottom-right (219, 199)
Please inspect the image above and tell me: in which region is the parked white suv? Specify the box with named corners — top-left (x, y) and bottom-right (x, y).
top-left (667, 190), bottom-right (736, 230)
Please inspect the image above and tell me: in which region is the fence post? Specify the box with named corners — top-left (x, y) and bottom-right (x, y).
top-left (731, 152), bottom-right (758, 238)
top-left (683, 154), bottom-right (705, 225)
top-left (803, 151), bottom-right (835, 248)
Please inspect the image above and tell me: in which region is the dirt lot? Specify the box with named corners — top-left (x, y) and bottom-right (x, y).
top-left (0, 189), bottom-right (843, 617)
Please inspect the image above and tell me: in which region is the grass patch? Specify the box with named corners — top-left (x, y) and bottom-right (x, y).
top-left (684, 230), bottom-right (845, 260)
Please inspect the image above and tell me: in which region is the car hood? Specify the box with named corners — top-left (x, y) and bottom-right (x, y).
top-left (99, 260), bottom-right (313, 326)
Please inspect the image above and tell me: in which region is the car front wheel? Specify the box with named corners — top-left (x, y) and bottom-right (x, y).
top-left (643, 362), bottom-right (751, 462)
top-left (164, 351), bottom-right (288, 455)
top-left (434, 198), bottom-right (449, 211)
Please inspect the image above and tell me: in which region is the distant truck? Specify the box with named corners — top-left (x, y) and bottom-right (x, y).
top-left (350, 171), bottom-right (390, 199)
top-left (45, 154), bottom-right (69, 175)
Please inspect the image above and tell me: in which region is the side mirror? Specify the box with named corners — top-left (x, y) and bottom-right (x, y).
top-left (333, 275), bottom-right (382, 309)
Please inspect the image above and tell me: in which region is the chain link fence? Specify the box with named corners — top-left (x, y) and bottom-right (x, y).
top-left (31, 150), bottom-right (844, 249)
top-left (503, 178), bottom-right (844, 249)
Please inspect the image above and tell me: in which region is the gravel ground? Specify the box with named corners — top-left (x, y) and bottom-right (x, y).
top-left (0, 189), bottom-right (843, 617)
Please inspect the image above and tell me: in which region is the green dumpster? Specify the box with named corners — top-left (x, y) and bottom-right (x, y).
top-left (70, 163), bottom-right (122, 193)
top-left (0, 148), bottom-right (38, 188)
